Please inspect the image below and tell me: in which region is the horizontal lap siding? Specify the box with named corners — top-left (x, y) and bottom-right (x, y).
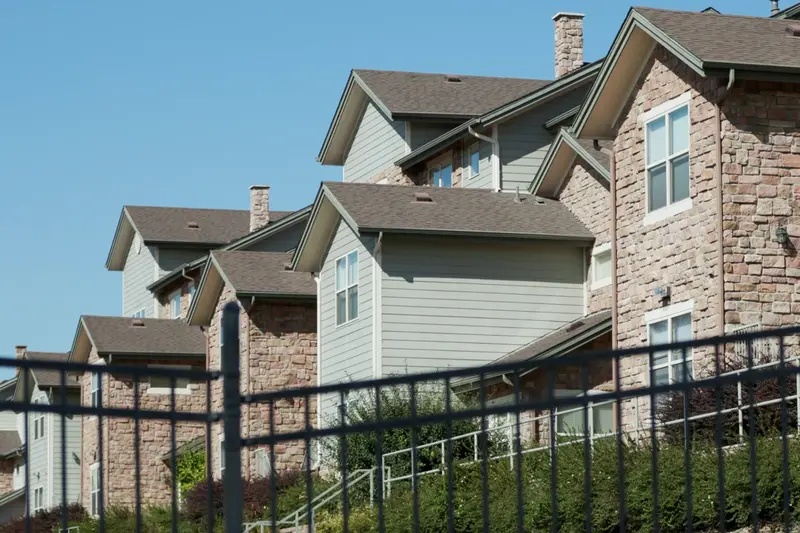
top-left (158, 248), bottom-right (206, 275)
top-left (343, 102), bottom-right (406, 183)
top-left (27, 385), bottom-right (47, 508)
top-left (245, 222), bottom-right (305, 252)
top-left (499, 88), bottom-right (588, 192)
top-left (319, 219), bottom-right (374, 423)
top-left (462, 139), bottom-right (493, 189)
top-left (122, 238), bottom-right (156, 317)
top-left (380, 237), bottom-right (584, 374)
top-left (409, 122), bottom-right (457, 151)
top-left (51, 390), bottom-right (81, 506)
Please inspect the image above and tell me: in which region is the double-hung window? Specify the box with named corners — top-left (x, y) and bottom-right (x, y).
top-left (33, 487), bottom-right (44, 513)
top-left (644, 93), bottom-right (690, 221)
top-left (335, 251), bottom-right (359, 326)
top-left (556, 391), bottom-right (615, 438)
top-left (428, 164), bottom-right (453, 188)
top-left (463, 143), bottom-right (480, 180)
top-left (591, 244), bottom-right (612, 290)
top-left (32, 395), bottom-right (46, 441)
top-left (254, 449), bottom-right (271, 478)
top-left (90, 463), bottom-right (100, 516)
top-left (647, 303), bottom-right (694, 386)
top-left (169, 290), bottom-right (181, 319)
top-left (91, 372), bottom-right (101, 408)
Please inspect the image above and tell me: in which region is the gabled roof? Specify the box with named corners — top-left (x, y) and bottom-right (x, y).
top-left (0, 431), bottom-right (21, 457)
top-left (317, 69), bottom-right (551, 166)
top-left (292, 182), bottom-right (594, 272)
top-left (106, 206), bottom-right (291, 271)
top-left (187, 251), bottom-right (315, 326)
top-left (70, 316), bottom-right (206, 363)
top-left (395, 61), bottom-right (602, 169)
top-left (530, 129), bottom-right (611, 197)
top-left (772, 2), bottom-right (800, 19)
top-left (145, 207), bottom-right (311, 295)
top-left (22, 352), bottom-right (80, 389)
top-left (575, 7), bottom-right (800, 138)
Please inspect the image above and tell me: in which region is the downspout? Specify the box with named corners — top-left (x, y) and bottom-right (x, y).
top-left (715, 69), bottom-right (735, 336)
top-left (468, 126), bottom-right (501, 192)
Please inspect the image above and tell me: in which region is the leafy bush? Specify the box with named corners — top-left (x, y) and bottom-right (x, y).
top-left (0, 504), bottom-right (87, 533)
top-left (176, 450), bottom-right (206, 493)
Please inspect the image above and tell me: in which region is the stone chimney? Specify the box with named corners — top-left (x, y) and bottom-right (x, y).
top-left (249, 185), bottom-right (270, 232)
top-left (553, 12), bottom-right (585, 79)
top-left (772, 1), bottom-right (780, 16)
top-left (15, 346), bottom-right (26, 359)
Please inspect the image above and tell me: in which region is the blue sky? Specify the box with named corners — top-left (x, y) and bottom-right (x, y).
top-left (0, 0), bottom-right (773, 367)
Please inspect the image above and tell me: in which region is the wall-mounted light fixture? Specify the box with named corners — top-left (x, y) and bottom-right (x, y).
top-left (775, 225), bottom-right (789, 246)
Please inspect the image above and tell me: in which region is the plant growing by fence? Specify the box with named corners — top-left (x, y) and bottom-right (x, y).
top-left (176, 449), bottom-right (207, 494)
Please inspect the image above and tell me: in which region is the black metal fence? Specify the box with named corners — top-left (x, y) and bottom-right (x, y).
top-left (0, 302), bottom-right (799, 533)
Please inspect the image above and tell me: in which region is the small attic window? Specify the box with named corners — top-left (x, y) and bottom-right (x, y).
top-left (414, 192), bottom-right (434, 203)
top-left (187, 221), bottom-right (200, 229)
top-left (444, 75), bottom-right (462, 83)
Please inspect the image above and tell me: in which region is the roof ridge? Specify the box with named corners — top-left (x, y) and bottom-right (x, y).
top-left (633, 5), bottom-right (792, 22)
top-left (354, 68), bottom-right (551, 83)
top-left (125, 205), bottom-right (249, 213)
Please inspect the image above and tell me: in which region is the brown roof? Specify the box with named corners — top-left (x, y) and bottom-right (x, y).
top-left (354, 69), bottom-right (551, 117)
top-left (323, 182), bottom-right (594, 241)
top-left (212, 251), bottom-right (316, 297)
top-left (634, 7), bottom-right (800, 71)
top-left (125, 206), bottom-right (292, 246)
top-left (0, 431), bottom-right (21, 456)
top-left (24, 352), bottom-right (80, 389)
top-left (493, 311), bottom-right (612, 366)
top-left (81, 316), bottom-right (206, 357)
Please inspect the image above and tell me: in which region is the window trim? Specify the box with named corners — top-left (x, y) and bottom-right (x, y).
top-left (642, 92), bottom-right (692, 225)
top-left (254, 448), bottom-right (271, 478)
top-left (590, 243), bottom-right (612, 291)
top-left (32, 394), bottom-right (46, 441)
top-left (188, 281), bottom-right (196, 304)
top-left (169, 290), bottom-right (182, 320)
top-left (147, 364), bottom-right (192, 395)
top-left (427, 163), bottom-right (454, 188)
top-left (555, 390), bottom-right (615, 438)
top-left (90, 372), bottom-right (101, 408)
top-left (132, 308), bottom-right (146, 319)
top-left (32, 486), bottom-right (44, 513)
top-left (89, 463), bottom-right (100, 517)
top-left (463, 143), bottom-right (480, 180)
top-left (218, 435), bottom-right (225, 476)
top-left (334, 250), bottom-right (359, 327)
top-left (645, 300), bottom-right (695, 386)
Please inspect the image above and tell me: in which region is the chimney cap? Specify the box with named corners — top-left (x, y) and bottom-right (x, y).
top-left (249, 185), bottom-right (271, 190)
top-left (553, 12), bottom-right (585, 20)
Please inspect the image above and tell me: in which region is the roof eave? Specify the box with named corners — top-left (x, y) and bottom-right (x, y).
top-left (96, 351), bottom-right (206, 360)
top-left (185, 256), bottom-right (219, 326)
top-left (235, 291), bottom-right (316, 301)
top-left (146, 258), bottom-right (206, 293)
top-left (395, 120), bottom-right (477, 169)
top-left (105, 208), bottom-right (136, 271)
top-left (358, 227), bottom-right (595, 242)
top-left (224, 206), bottom-right (312, 252)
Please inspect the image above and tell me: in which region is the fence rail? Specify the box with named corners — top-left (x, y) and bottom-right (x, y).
top-left (0, 304), bottom-right (798, 533)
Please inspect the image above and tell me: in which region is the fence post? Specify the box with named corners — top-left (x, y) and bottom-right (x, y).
top-left (222, 302), bottom-right (243, 533)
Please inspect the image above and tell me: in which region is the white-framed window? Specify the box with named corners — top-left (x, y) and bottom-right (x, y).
top-left (33, 486), bottom-right (44, 513)
top-left (32, 394), bottom-right (46, 441)
top-left (427, 164), bottom-right (453, 188)
top-left (90, 463), bottom-right (100, 516)
top-left (188, 282), bottom-right (196, 304)
top-left (646, 300), bottom-right (694, 386)
top-left (643, 92), bottom-right (691, 224)
top-left (147, 365), bottom-right (191, 395)
top-left (556, 391), bottom-right (615, 438)
top-left (254, 448), bottom-right (271, 478)
top-left (218, 435), bottom-right (225, 476)
top-left (463, 143), bottom-right (480, 180)
top-left (169, 290), bottom-right (182, 319)
top-left (131, 308), bottom-right (146, 319)
top-left (591, 243), bottom-right (612, 290)
top-left (335, 250), bottom-right (359, 326)
top-left (90, 372), bottom-right (101, 408)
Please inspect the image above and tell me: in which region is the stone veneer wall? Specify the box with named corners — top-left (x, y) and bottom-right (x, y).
top-left (0, 460), bottom-right (14, 495)
top-left (611, 46), bottom-right (720, 431)
top-left (81, 348), bottom-right (207, 510)
top-left (207, 284), bottom-right (317, 479)
top-left (369, 140), bottom-right (466, 187)
top-left (557, 161), bottom-right (612, 313)
top-left (156, 273), bottom-right (202, 320)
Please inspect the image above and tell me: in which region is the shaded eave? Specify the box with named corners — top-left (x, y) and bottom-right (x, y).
top-left (146, 257), bottom-right (205, 293)
top-left (395, 62), bottom-right (600, 170)
top-left (0, 488), bottom-right (25, 507)
top-left (452, 316), bottom-right (613, 392)
top-left (105, 208), bottom-right (138, 271)
top-left (529, 128), bottom-right (610, 197)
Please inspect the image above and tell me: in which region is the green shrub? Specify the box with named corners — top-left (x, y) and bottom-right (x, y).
top-left (176, 450), bottom-right (206, 494)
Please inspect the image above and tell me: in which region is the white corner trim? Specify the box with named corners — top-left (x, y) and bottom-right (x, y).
top-left (643, 197), bottom-right (692, 226)
top-left (641, 91), bottom-right (692, 124)
top-left (372, 250), bottom-right (383, 379)
top-left (644, 299), bottom-right (695, 325)
top-left (491, 125), bottom-right (500, 191)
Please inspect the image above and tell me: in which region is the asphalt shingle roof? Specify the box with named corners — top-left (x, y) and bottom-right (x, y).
top-left (81, 316), bottom-right (206, 357)
top-left (354, 69), bottom-right (551, 117)
top-left (323, 182), bottom-right (594, 240)
top-left (492, 311), bottom-right (612, 366)
top-left (24, 352), bottom-right (80, 389)
top-left (0, 431), bottom-right (21, 456)
top-left (125, 206), bottom-right (292, 246)
top-left (634, 7), bottom-right (800, 70)
top-left (212, 251), bottom-right (316, 297)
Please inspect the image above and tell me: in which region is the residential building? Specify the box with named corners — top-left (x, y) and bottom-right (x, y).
top-left (187, 202), bottom-right (316, 479)
top-left (0, 349), bottom-right (82, 522)
top-left (69, 317), bottom-right (207, 512)
top-left (533, 4), bottom-right (800, 430)
top-left (293, 182), bottom-right (594, 423)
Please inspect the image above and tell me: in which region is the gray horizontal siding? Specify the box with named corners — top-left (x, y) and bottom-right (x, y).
top-left (319, 219), bottom-right (374, 424)
top-left (51, 390), bottom-right (81, 506)
top-left (380, 236), bottom-right (584, 375)
top-left (158, 248), bottom-right (206, 275)
top-left (499, 88), bottom-right (588, 192)
top-left (122, 237), bottom-right (157, 318)
top-left (245, 222), bottom-right (305, 253)
top-left (343, 102), bottom-right (406, 183)
top-left (26, 385), bottom-right (47, 508)
top-left (409, 122), bottom-right (456, 151)
top-left (461, 138), bottom-right (494, 190)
